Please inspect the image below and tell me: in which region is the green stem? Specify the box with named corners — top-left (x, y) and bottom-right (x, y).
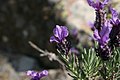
top-left (102, 61), bottom-right (107, 80)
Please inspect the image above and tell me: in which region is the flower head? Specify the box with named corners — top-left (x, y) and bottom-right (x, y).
top-left (94, 20), bottom-right (112, 47)
top-left (50, 25), bottom-right (70, 55)
top-left (87, 0), bottom-right (109, 10)
top-left (50, 25), bottom-right (69, 43)
top-left (27, 70), bottom-right (48, 80)
top-left (94, 20), bottom-right (112, 60)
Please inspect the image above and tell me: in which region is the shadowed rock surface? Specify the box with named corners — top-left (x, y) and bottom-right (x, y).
top-left (0, 0), bottom-right (64, 69)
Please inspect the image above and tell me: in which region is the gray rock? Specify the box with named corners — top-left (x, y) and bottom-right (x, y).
top-left (16, 56), bottom-right (38, 71)
top-left (0, 55), bottom-right (20, 80)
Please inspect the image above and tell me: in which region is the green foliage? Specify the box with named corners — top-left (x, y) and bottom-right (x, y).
top-left (58, 46), bottom-right (120, 80)
top-left (82, 48), bottom-right (100, 79)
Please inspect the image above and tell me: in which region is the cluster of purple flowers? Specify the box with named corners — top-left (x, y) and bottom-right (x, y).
top-left (49, 0), bottom-right (120, 60)
top-left (87, 0), bottom-right (120, 60)
top-left (49, 0), bottom-right (120, 61)
top-left (26, 70), bottom-right (48, 80)
top-left (26, 0), bottom-right (120, 79)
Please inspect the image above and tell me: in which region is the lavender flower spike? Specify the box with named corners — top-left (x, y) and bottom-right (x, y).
top-left (94, 20), bottom-right (112, 60)
top-left (109, 7), bottom-right (120, 47)
top-left (27, 70), bottom-right (48, 80)
top-left (50, 25), bottom-right (69, 43)
top-left (94, 20), bottom-right (112, 47)
top-left (87, 0), bottom-right (109, 10)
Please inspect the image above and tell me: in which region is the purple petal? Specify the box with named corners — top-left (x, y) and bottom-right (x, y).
top-left (27, 70), bottom-right (48, 80)
top-left (87, 0), bottom-right (109, 10)
top-left (100, 0), bottom-right (109, 9)
top-left (93, 29), bottom-right (101, 40)
top-left (87, 0), bottom-right (94, 6)
top-left (102, 27), bottom-right (111, 42)
top-left (53, 25), bottom-right (68, 41)
top-left (27, 70), bottom-right (39, 78)
top-left (50, 25), bottom-right (69, 43)
top-left (50, 36), bottom-right (59, 43)
top-left (116, 19), bottom-right (120, 24)
top-left (87, 0), bottom-right (100, 9)
top-left (27, 70), bottom-right (34, 76)
top-left (53, 25), bottom-right (63, 40)
top-left (103, 0), bottom-right (109, 5)
top-left (39, 70), bottom-right (48, 79)
top-left (61, 26), bottom-right (69, 39)
top-left (110, 7), bottom-right (118, 17)
top-left (100, 21), bottom-right (112, 44)
top-left (110, 7), bottom-right (119, 24)
top-left (96, 1), bottom-right (104, 10)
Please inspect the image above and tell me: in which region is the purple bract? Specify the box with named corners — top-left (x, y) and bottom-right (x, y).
top-left (110, 7), bottom-right (120, 25)
top-left (87, 0), bottom-right (109, 10)
top-left (93, 20), bottom-right (112, 47)
top-left (27, 70), bottom-right (48, 80)
top-left (50, 25), bottom-right (69, 43)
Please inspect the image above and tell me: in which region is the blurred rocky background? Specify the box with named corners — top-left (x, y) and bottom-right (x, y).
top-left (0, 0), bottom-right (120, 80)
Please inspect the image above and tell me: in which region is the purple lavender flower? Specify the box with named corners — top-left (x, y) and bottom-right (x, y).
top-left (50, 25), bottom-right (71, 55)
top-left (50, 25), bottom-right (69, 43)
top-left (87, 0), bottom-right (108, 32)
top-left (87, 0), bottom-right (109, 10)
top-left (27, 70), bottom-right (48, 80)
top-left (94, 20), bottom-right (112, 60)
top-left (94, 20), bottom-right (112, 47)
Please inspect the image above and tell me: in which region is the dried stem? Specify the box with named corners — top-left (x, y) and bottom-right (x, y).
top-left (28, 41), bottom-right (65, 71)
